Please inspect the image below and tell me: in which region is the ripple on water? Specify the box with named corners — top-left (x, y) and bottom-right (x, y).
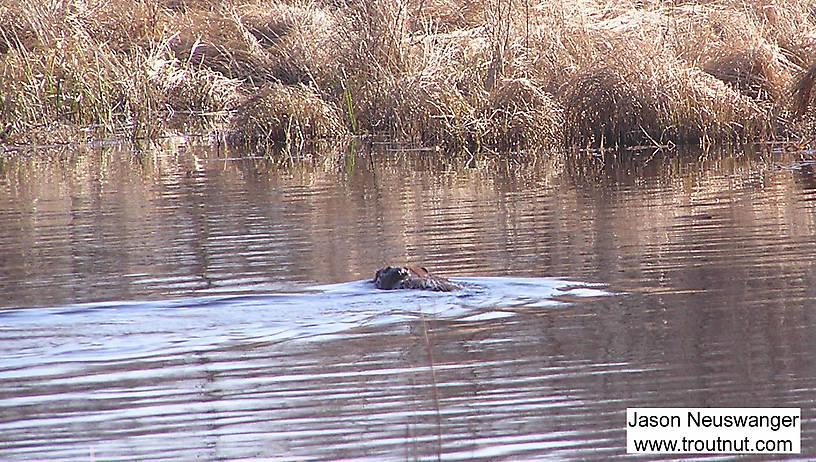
top-left (4, 146), bottom-right (816, 461)
top-left (0, 277), bottom-right (614, 461)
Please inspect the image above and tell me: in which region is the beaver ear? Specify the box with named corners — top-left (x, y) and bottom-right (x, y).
top-left (420, 266), bottom-right (429, 273)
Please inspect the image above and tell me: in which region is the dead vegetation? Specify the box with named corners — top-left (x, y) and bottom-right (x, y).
top-left (1, 0), bottom-right (815, 151)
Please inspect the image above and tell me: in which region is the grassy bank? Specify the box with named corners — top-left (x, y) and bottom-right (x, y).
top-left (1, 0), bottom-right (815, 151)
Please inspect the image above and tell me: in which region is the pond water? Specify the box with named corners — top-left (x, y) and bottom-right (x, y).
top-left (1, 140), bottom-right (815, 460)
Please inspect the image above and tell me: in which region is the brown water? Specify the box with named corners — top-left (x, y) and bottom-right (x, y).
top-left (1, 140), bottom-right (815, 460)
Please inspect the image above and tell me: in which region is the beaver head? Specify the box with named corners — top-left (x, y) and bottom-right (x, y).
top-left (373, 265), bottom-right (463, 291)
top-left (373, 266), bottom-right (410, 289)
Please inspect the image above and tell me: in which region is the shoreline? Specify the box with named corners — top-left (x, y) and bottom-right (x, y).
top-left (1, 0), bottom-right (815, 151)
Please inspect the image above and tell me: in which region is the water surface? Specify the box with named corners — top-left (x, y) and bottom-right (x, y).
top-left (1, 141), bottom-right (815, 460)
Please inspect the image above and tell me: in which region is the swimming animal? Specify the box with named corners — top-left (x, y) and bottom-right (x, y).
top-left (372, 265), bottom-right (465, 292)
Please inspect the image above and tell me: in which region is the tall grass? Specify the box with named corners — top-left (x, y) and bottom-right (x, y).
top-left (1, 0), bottom-right (815, 150)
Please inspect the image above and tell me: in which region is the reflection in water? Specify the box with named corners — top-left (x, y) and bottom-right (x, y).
top-left (1, 142), bottom-right (816, 460)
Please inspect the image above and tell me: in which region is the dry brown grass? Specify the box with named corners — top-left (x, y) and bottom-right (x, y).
top-left (228, 82), bottom-right (345, 144)
top-left (793, 64), bottom-right (816, 118)
top-left (563, 68), bottom-right (651, 147)
top-left (1, 0), bottom-right (815, 150)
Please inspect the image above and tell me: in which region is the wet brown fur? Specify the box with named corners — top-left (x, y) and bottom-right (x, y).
top-left (372, 265), bottom-right (464, 292)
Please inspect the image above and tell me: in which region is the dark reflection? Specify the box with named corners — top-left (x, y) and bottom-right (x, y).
top-left (1, 141), bottom-right (816, 460)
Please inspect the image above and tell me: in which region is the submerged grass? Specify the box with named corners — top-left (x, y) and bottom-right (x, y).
top-left (1, 0), bottom-right (816, 151)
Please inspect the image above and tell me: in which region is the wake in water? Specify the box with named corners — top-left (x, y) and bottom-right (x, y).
top-left (0, 276), bottom-right (615, 462)
top-left (0, 276), bottom-right (614, 368)
top-left (313, 275), bottom-right (612, 318)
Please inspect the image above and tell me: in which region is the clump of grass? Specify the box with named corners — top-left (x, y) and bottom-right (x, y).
top-left (703, 48), bottom-right (784, 101)
top-left (228, 82), bottom-right (346, 145)
top-left (240, 2), bottom-right (342, 87)
top-left (660, 65), bottom-right (772, 143)
top-left (563, 68), bottom-right (652, 148)
top-left (146, 41), bottom-right (241, 134)
top-left (480, 77), bottom-right (563, 149)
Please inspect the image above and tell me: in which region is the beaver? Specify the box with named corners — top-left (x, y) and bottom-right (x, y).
top-left (372, 265), bottom-right (465, 292)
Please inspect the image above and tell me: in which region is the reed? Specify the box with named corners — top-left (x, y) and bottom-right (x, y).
top-left (1, 0), bottom-right (815, 150)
